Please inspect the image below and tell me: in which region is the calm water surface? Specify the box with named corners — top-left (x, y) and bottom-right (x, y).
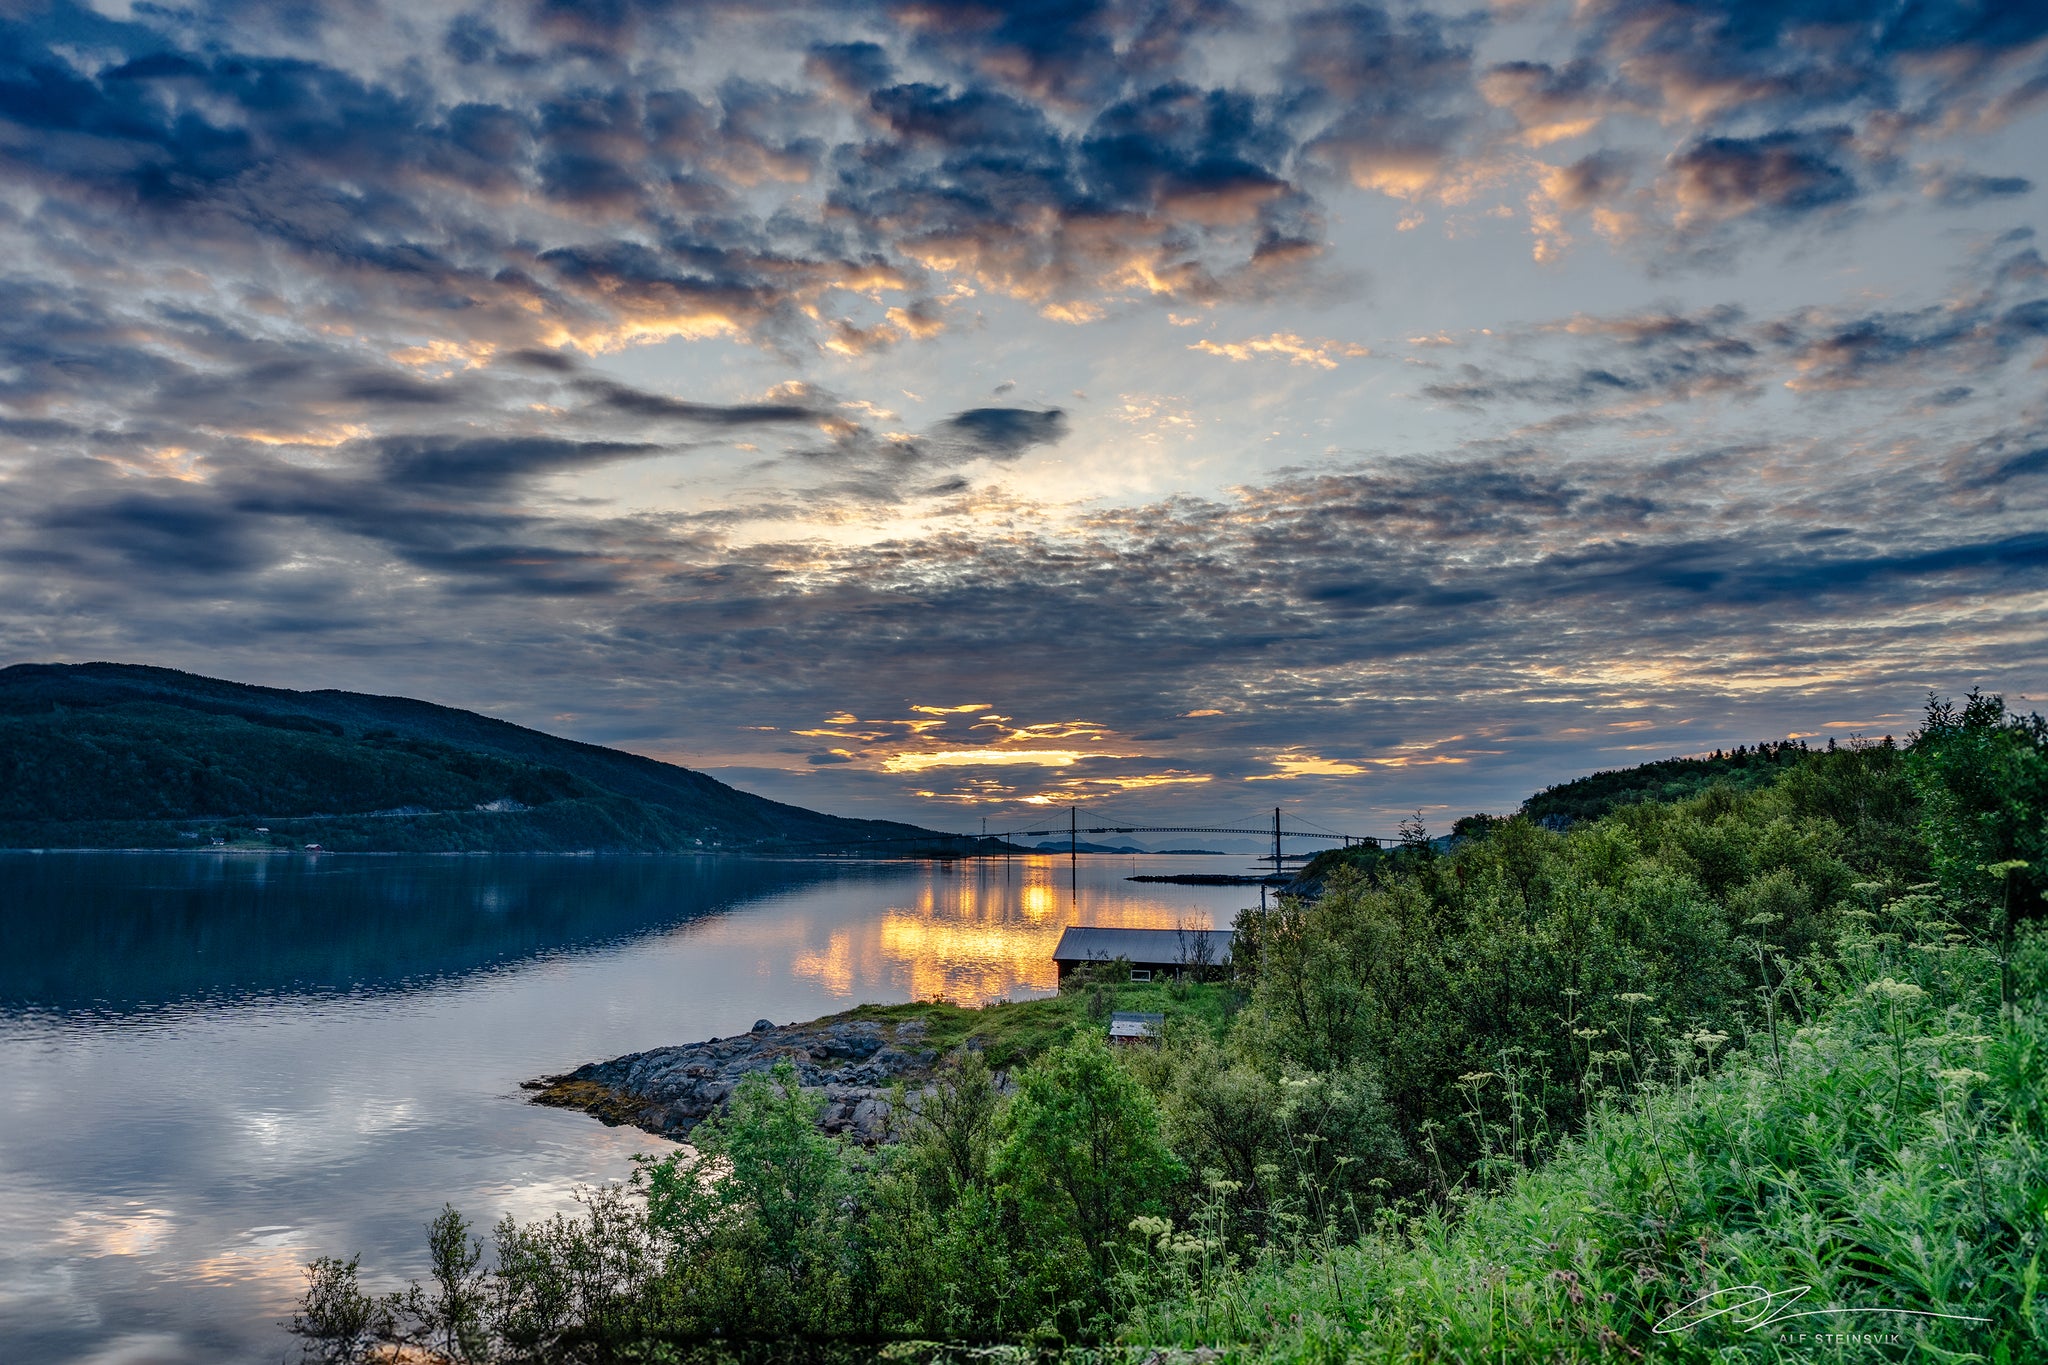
top-left (0, 851), bottom-right (1252, 1364)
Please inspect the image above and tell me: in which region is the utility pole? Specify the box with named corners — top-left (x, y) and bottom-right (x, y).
top-left (1070, 805), bottom-right (1077, 860)
top-left (1273, 806), bottom-right (1282, 875)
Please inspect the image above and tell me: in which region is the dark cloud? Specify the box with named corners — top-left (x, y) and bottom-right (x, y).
top-left (1926, 168), bottom-right (2034, 207)
top-left (1975, 445), bottom-right (2048, 486)
top-left (572, 379), bottom-right (823, 426)
top-left (1665, 128), bottom-right (1860, 226)
top-left (376, 436), bottom-right (667, 490)
top-left (1566, 0), bottom-right (2048, 125)
top-left (34, 494), bottom-right (270, 576)
top-left (1491, 0), bottom-right (2048, 257)
top-left (934, 407), bottom-right (1069, 459)
top-left (503, 348), bottom-right (583, 373)
top-left (1546, 150), bottom-right (1636, 211)
top-left (804, 42), bottom-right (893, 101)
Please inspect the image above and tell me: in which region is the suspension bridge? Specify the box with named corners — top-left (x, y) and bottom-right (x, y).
top-left (803, 802), bottom-right (1399, 872)
top-left (990, 805), bottom-right (1379, 870)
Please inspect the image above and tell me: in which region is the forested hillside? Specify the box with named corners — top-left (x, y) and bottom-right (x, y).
top-left (1519, 737), bottom-right (1828, 826)
top-left (292, 691), bottom-right (2048, 1361)
top-left (0, 662), bottom-right (953, 853)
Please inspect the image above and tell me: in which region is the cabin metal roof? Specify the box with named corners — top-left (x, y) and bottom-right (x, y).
top-left (1049, 925), bottom-right (1233, 965)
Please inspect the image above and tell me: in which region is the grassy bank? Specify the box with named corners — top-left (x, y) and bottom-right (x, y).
top-left (1123, 925), bottom-right (2043, 1361)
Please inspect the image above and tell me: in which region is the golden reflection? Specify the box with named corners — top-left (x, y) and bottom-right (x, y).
top-left (791, 929), bottom-right (858, 997)
top-left (786, 859), bottom-right (1229, 1007)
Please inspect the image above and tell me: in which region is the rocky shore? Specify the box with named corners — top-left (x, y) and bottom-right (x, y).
top-left (526, 1013), bottom-right (956, 1143)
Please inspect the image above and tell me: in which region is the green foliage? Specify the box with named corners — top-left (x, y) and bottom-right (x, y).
top-left (0, 702), bottom-right (591, 824)
top-left (414, 1206), bottom-right (492, 1362)
top-left (866, 1053), bottom-right (1028, 1340)
top-left (634, 1059), bottom-right (862, 1340)
top-left (488, 1183), bottom-right (662, 1354)
top-left (1124, 920), bottom-right (2044, 1362)
top-left (1521, 738), bottom-right (1817, 826)
top-left (288, 1256), bottom-right (395, 1364)
top-left (292, 729), bottom-right (2047, 1360)
top-left (997, 1036), bottom-right (1186, 1311)
top-left (1910, 690), bottom-right (2048, 958)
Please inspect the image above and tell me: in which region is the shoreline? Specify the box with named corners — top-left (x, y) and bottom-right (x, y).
top-left (528, 982), bottom-right (1236, 1143)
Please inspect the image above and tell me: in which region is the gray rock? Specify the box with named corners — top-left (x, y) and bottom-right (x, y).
top-left (532, 1013), bottom-right (960, 1143)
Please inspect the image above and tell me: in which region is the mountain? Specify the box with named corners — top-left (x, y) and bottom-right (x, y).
top-left (0, 662), bottom-right (969, 854)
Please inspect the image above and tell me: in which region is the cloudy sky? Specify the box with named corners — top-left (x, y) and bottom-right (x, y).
top-left (3, 0), bottom-right (2045, 837)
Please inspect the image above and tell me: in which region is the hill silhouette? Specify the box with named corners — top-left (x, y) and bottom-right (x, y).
top-left (0, 662), bottom-right (961, 853)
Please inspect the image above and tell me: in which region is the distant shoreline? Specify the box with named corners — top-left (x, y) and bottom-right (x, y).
top-left (1126, 871), bottom-right (1285, 885)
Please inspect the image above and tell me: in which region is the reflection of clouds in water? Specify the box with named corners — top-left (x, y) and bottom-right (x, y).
top-left (56, 1205), bottom-right (177, 1258)
top-left (73, 1334), bottom-right (194, 1365)
top-left (352, 1097), bottom-right (419, 1136)
top-left (237, 1110), bottom-right (291, 1150)
top-left (477, 1125), bottom-right (677, 1228)
top-left (46, 1206), bottom-right (312, 1319)
top-left (186, 1229), bottom-right (316, 1313)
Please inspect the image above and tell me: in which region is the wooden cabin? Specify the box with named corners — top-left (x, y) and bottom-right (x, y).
top-left (1050, 925), bottom-right (1234, 982)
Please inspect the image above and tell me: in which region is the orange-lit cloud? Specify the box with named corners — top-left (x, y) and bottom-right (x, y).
top-left (1248, 750), bottom-right (1470, 780)
top-left (1189, 333), bottom-right (1370, 368)
top-left (882, 748), bottom-right (1093, 772)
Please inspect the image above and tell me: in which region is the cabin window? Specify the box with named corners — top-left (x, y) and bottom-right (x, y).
top-left (1129, 968), bottom-right (1152, 982)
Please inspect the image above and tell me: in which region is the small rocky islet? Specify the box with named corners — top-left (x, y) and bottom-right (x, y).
top-left (526, 1012), bottom-right (958, 1143)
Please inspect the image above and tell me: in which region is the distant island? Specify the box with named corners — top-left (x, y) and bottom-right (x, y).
top-left (0, 662), bottom-right (981, 855)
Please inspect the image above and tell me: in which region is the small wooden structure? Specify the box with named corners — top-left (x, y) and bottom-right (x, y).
top-left (1050, 925), bottom-right (1233, 982)
top-left (1108, 1011), bottom-right (1165, 1046)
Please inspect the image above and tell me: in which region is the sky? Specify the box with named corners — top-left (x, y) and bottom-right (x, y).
top-left (2, 0), bottom-right (2045, 840)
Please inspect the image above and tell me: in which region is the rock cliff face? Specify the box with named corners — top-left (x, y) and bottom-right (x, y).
top-left (527, 1014), bottom-right (952, 1143)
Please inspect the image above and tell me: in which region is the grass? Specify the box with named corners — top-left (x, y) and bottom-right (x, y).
top-left (841, 977), bottom-right (1238, 1072)
top-left (1115, 927), bottom-right (2045, 1362)
top-left (533, 977), bottom-right (1241, 1126)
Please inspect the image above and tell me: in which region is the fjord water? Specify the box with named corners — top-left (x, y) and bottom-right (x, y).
top-left (0, 851), bottom-right (1248, 1364)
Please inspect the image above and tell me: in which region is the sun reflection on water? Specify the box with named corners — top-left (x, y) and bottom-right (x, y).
top-left (788, 857), bottom-right (1227, 1006)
